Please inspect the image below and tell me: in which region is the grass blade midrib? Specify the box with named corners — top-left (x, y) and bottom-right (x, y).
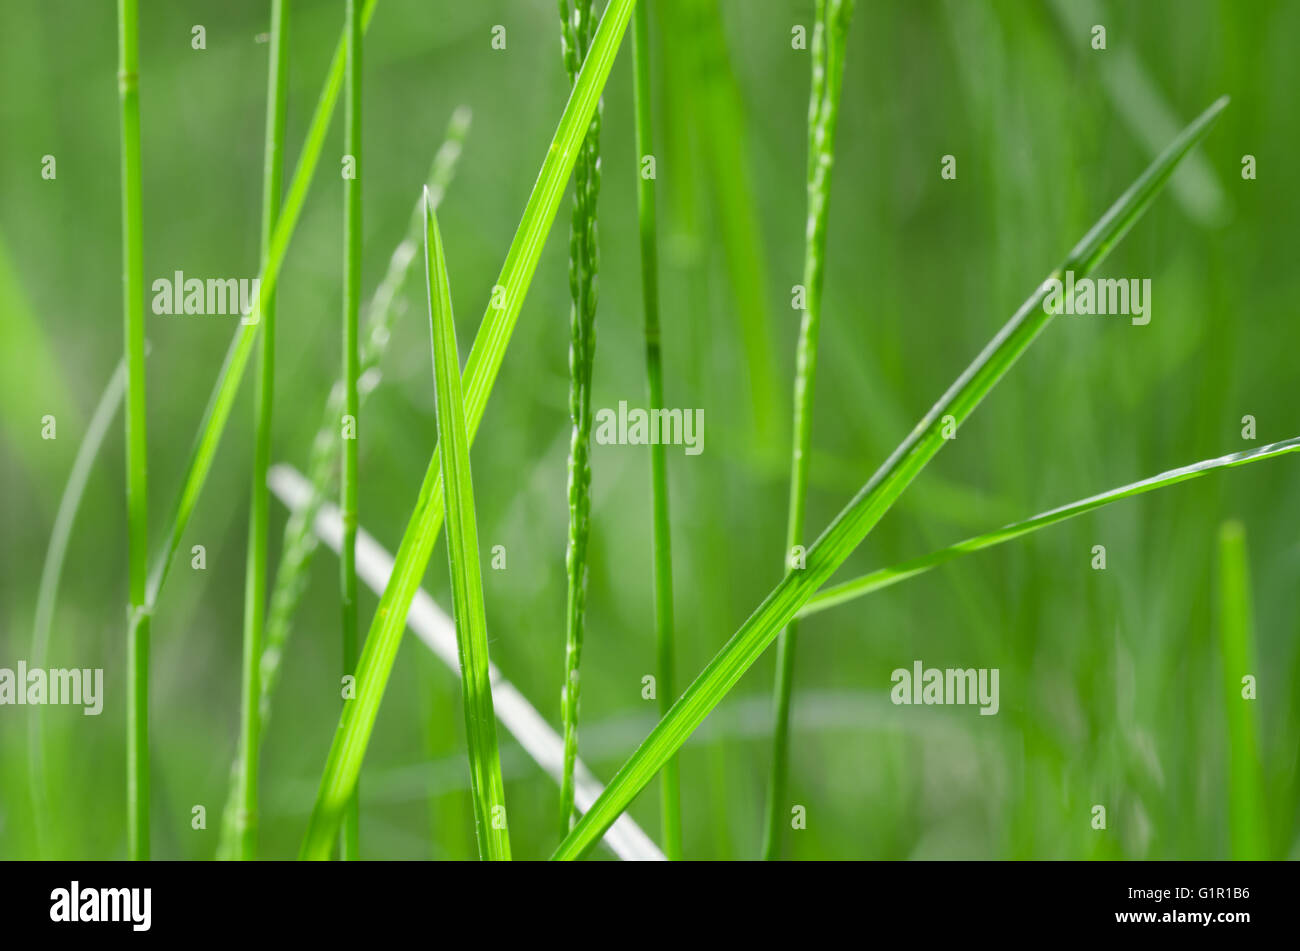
top-left (552, 95), bottom-right (1230, 861)
top-left (799, 436), bottom-right (1300, 617)
top-left (298, 0), bottom-right (637, 860)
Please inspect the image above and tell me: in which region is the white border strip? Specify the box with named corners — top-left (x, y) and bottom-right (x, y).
top-left (268, 463), bottom-right (665, 861)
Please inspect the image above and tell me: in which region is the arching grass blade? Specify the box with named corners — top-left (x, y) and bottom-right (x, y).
top-left (553, 95), bottom-right (1230, 861)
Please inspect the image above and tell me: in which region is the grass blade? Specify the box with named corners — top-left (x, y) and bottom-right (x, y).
top-left (631, 0), bottom-right (681, 860)
top-left (558, 0), bottom-right (604, 839)
top-left (553, 95), bottom-right (1230, 861)
top-left (338, 0), bottom-right (364, 861)
top-left (268, 464), bottom-right (665, 860)
top-left (1217, 520), bottom-right (1268, 858)
top-left (424, 193), bottom-right (511, 860)
top-left (298, 0), bottom-right (637, 860)
top-left (800, 438), bottom-right (1300, 617)
top-left (258, 110), bottom-right (471, 735)
top-left (144, 0), bottom-right (381, 610)
top-left (219, 114), bottom-right (471, 860)
top-left (228, 0), bottom-right (289, 863)
top-left (116, 0), bottom-right (150, 861)
top-left (28, 359), bottom-right (129, 858)
top-left (764, 0), bottom-right (854, 862)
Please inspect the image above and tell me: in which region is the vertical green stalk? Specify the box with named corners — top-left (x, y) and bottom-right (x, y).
top-left (763, 0), bottom-right (854, 861)
top-left (116, 0), bottom-right (150, 862)
top-left (557, 0), bottom-right (603, 836)
top-left (339, 0), bottom-right (363, 861)
top-left (424, 192), bottom-right (511, 860)
top-left (229, 0), bottom-right (288, 862)
top-left (631, 0), bottom-right (681, 861)
top-left (1216, 520), bottom-right (1267, 858)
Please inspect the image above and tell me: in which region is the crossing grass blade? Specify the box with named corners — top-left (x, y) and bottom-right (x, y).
top-left (1217, 520), bottom-right (1268, 858)
top-left (116, 0), bottom-right (150, 861)
top-left (552, 95), bottom-right (1230, 861)
top-left (631, 0), bottom-right (681, 860)
top-left (799, 437), bottom-right (1300, 617)
top-left (144, 0), bottom-right (381, 610)
top-left (423, 193), bottom-right (511, 860)
top-left (228, 0), bottom-right (289, 863)
top-left (764, 0), bottom-right (854, 862)
top-left (298, 0), bottom-right (637, 860)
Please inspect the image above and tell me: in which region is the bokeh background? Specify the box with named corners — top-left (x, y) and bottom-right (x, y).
top-left (2, 0), bottom-right (1299, 860)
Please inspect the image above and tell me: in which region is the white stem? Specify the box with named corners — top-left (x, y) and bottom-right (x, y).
top-left (268, 463), bottom-right (666, 861)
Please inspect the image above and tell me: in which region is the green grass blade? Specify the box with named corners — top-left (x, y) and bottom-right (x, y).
top-left (631, 0), bottom-right (681, 861)
top-left (558, 0), bottom-right (604, 840)
top-left (764, 0), bottom-right (854, 862)
top-left (144, 0), bottom-right (381, 609)
top-left (801, 437), bottom-right (1300, 617)
top-left (552, 95), bottom-right (1230, 861)
top-left (116, 0), bottom-right (150, 861)
top-left (423, 193), bottom-right (511, 860)
top-left (258, 109), bottom-right (471, 736)
top-left (220, 116), bottom-right (470, 860)
top-left (228, 0), bottom-right (289, 863)
top-left (1217, 520), bottom-right (1268, 858)
top-left (339, 0), bottom-right (364, 862)
top-left (298, 0), bottom-right (636, 860)
top-left (28, 359), bottom-right (128, 858)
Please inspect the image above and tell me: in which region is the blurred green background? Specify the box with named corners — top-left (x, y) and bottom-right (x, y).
top-left (2, 0), bottom-right (1298, 860)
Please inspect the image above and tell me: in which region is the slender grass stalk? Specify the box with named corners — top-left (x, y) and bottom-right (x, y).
top-left (424, 192), bottom-right (511, 860)
top-left (553, 96), bottom-right (1230, 860)
top-left (798, 437), bottom-right (1300, 617)
top-left (1217, 520), bottom-right (1268, 858)
top-left (116, 0), bottom-right (150, 862)
top-left (557, 0), bottom-right (604, 839)
top-left (258, 110), bottom-right (471, 730)
top-left (228, 0), bottom-right (289, 864)
top-left (630, 0), bottom-right (681, 861)
top-left (268, 463), bottom-right (665, 860)
top-left (28, 359), bottom-right (129, 858)
top-left (764, 0), bottom-right (854, 862)
top-left (339, 0), bottom-right (363, 862)
top-left (143, 0), bottom-right (380, 613)
top-left (298, 0), bottom-right (636, 860)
